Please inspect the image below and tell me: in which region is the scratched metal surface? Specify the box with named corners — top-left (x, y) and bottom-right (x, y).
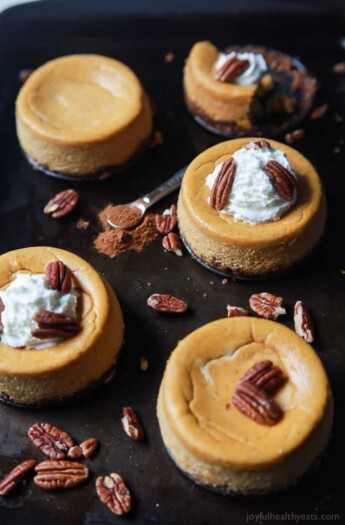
top-left (0, 3), bottom-right (344, 524)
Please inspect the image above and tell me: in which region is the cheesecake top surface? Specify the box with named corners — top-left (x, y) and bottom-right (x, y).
top-left (0, 247), bottom-right (123, 374)
top-left (16, 54), bottom-right (146, 145)
top-left (160, 317), bottom-right (331, 469)
top-left (179, 138), bottom-right (325, 247)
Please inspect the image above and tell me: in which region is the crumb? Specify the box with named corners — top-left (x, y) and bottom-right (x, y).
top-left (19, 69), bottom-right (32, 83)
top-left (209, 281), bottom-right (215, 286)
top-left (285, 129), bottom-right (306, 144)
top-left (334, 147), bottom-right (341, 154)
top-left (221, 278), bottom-right (229, 285)
top-left (164, 52), bottom-right (174, 63)
top-left (341, 269), bottom-right (345, 274)
top-left (149, 130), bottom-right (164, 149)
top-left (203, 293), bottom-right (208, 298)
top-left (76, 218), bottom-right (90, 230)
top-left (334, 113), bottom-right (343, 122)
top-left (156, 503), bottom-right (160, 507)
top-left (310, 104), bottom-right (328, 120)
top-left (225, 402), bottom-right (230, 410)
top-left (333, 62), bottom-right (345, 74)
top-left (147, 282), bottom-right (152, 287)
top-left (140, 357), bottom-right (149, 371)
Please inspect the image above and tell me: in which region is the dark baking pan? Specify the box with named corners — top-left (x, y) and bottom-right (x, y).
top-left (0, 2), bottom-right (345, 524)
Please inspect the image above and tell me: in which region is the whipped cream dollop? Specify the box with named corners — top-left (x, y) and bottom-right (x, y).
top-left (206, 141), bottom-right (297, 224)
top-left (0, 273), bottom-right (78, 348)
top-left (216, 51), bottom-right (267, 86)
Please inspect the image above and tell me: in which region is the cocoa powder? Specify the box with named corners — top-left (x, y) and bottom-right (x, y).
top-left (94, 205), bottom-right (158, 259)
top-left (105, 205), bottom-right (142, 229)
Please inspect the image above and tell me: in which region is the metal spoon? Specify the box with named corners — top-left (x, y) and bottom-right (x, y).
top-left (106, 165), bottom-right (186, 229)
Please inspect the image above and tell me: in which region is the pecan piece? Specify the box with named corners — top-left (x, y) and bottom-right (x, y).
top-left (210, 157), bottom-right (236, 211)
top-left (96, 473), bottom-right (131, 516)
top-left (239, 360), bottom-right (284, 393)
top-left (254, 139), bottom-right (271, 149)
top-left (249, 292), bottom-right (286, 320)
top-left (232, 382), bottom-right (282, 426)
top-left (155, 206), bottom-right (177, 234)
top-left (147, 294), bottom-right (188, 313)
top-left (44, 189), bottom-right (79, 219)
top-left (294, 301), bottom-right (314, 343)
top-left (28, 422), bottom-right (74, 460)
top-left (0, 459), bottom-right (37, 496)
top-left (34, 460), bottom-right (88, 490)
top-left (215, 56), bottom-right (250, 83)
top-left (285, 129), bottom-right (306, 144)
top-left (67, 446), bottom-right (83, 459)
top-left (310, 104), bottom-right (328, 120)
top-left (121, 407), bottom-right (145, 441)
top-left (226, 305), bottom-right (249, 318)
top-left (80, 438), bottom-right (98, 458)
top-left (263, 160), bottom-right (296, 201)
top-left (0, 298), bottom-right (4, 331)
top-left (162, 232), bottom-right (183, 256)
top-left (45, 261), bottom-right (72, 293)
top-left (31, 310), bottom-right (79, 340)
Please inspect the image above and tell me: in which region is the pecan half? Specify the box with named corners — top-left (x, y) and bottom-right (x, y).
top-left (121, 407), bottom-right (145, 441)
top-left (67, 446), bottom-right (83, 459)
top-left (162, 232), bottom-right (183, 256)
top-left (155, 209), bottom-right (177, 234)
top-left (147, 294), bottom-right (188, 313)
top-left (96, 473), bottom-right (131, 516)
top-left (263, 160), bottom-right (296, 201)
top-left (28, 422), bottom-right (74, 460)
top-left (226, 305), bottom-right (249, 318)
top-left (215, 56), bottom-right (250, 83)
top-left (232, 382), bottom-right (282, 426)
top-left (239, 360), bottom-right (284, 393)
top-left (294, 301), bottom-right (314, 343)
top-left (254, 139), bottom-right (271, 149)
top-left (249, 292), bottom-right (286, 320)
top-left (44, 189), bottom-right (79, 219)
top-left (0, 459), bottom-right (37, 496)
top-left (285, 129), bottom-right (306, 144)
top-left (34, 460), bottom-right (88, 490)
top-left (80, 438), bottom-right (98, 458)
top-left (31, 311), bottom-right (79, 340)
top-left (45, 261), bottom-right (72, 293)
top-left (310, 104), bottom-right (328, 120)
top-left (210, 157), bottom-right (236, 211)
top-left (0, 298), bottom-right (4, 331)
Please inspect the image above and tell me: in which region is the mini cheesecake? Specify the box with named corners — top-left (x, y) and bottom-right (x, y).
top-left (178, 138), bottom-right (326, 279)
top-left (0, 247), bottom-right (124, 406)
top-left (157, 317), bottom-right (333, 494)
top-left (184, 41), bottom-right (316, 137)
top-left (16, 54), bottom-right (153, 179)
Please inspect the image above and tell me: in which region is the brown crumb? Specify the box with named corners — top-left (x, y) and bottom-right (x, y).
top-left (164, 52), bottom-right (175, 63)
top-left (310, 104), bottom-right (328, 120)
top-left (19, 69), bottom-right (32, 83)
top-left (209, 281), bottom-right (215, 286)
top-left (221, 278), bottom-right (229, 285)
top-left (147, 282), bottom-right (153, 287)
top-left (285, 129), bottom-right (306, 144)
top-left (140, 357), bottom-right (149, 371)
top-left (149, 131), bottom-right (164, 149)
top-left (225, 402), bottom-right (230, 410)
top-left (202, 293), bottom-right (208, 298)
top-left (76, 218), bottom-right (90, 230)
top-left (333, 62), bottom-right (345, 74)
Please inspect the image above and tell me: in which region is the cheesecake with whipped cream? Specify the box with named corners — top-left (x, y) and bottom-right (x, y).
top-left (178, 138), bottom-right (326, 278)
top-left (184, 41), bottom-right (316, 137)
top-left (157, 317), bottom-right (333, 494)
top-left (16, 54), bottom-right (153, 179)
top-left (0, 247), bottom-right (124, 406)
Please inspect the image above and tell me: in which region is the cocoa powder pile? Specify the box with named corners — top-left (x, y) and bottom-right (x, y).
top-left (94, 205), bottom-right (159, 259)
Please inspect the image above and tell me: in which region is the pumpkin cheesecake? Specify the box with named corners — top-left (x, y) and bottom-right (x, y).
top-left (178, 138), bottom-right (326, 278)
top-left (157, 317), bottom-right (333, 494)
top-left (0, 247), bottom-right (124, 406)
top-left (184, 41), bottom-right (316, 137)
top-left (16, 54), bottom-right (153, 179)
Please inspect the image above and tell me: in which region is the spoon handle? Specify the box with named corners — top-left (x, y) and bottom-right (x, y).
top-left (141, 166), bottom-right (186, 208)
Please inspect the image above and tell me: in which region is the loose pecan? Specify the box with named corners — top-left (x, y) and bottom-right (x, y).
top-left (310, 104), bottom-right (328, 120)
top-left (44, 189), bottom-right (79, 219)
top-left (285, 129), bottom-right (306, 144)
top-left (162, 232), bottom-right (183, 256)
top-left (294, 301), bottom-right (314, 343)
top-left (0, 298), bottom-right (4, 331)
top-left (155, 207), bottom-right (177, 234)
top-left (226, 305), bottom-right (249, 318)
top-left (96, 473), bottom-right (131, 516)
top-left (67, 446), bottom-right (83, 459)
top-left (210, 157), bottom-right (236, 211)
top-left (232, 382), bottom-right (282, 426)
top-left (147, 294), bottom-right (188, 313)
top-left (34, 460), bottom-right (88, 490)
top-left (249, 292), bottom-right (286, 320)
top-left (239, 360), bottom-right (284, 393)
top-left (80, 438), bottom-right (98, 458)
top-left (254, 139), bottom-right (271, 149)
top-left (45, 261), bottom-right (72, 293)
top-left (215, 56), bottom-right (250, 83)
top-left (31, 310), bottom-right (79, 340)
top-left (121, 407), bottom-right (145, 441)
top-left (0, 459), bottom-right (37, 496)
top-left (28, 422), bottom-right (74, 460)
top-left (263, 160), bottom-right (296, 201)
